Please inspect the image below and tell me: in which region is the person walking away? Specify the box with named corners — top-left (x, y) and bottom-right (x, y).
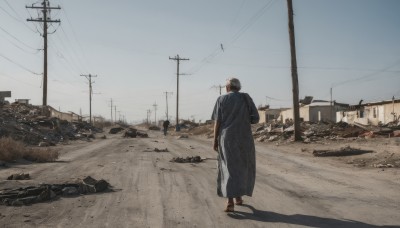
top-left (163, 120), bottom-right (170, 136)
top-left (211, 77), bottom-right (259, 212)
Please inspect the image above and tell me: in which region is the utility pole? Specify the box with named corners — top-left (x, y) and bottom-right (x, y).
top-left (330, 87), bottom-right (333, 122)
top-left (287, 0), bottom-right (301, 141)
top-left (146, 109), bottom-right (151, 124)
top-left (169, 55), bottom-right (189, 131)
top-left (164, 91), bottom-right (173, 120)
top-left (26, 0), bottom-right (60, 106)
top-left (212, 85), bottom-right (224, 95)
top-left (153, 102), bottom-right (158, 124)
top-left (80, 74), bottom-right (97, 124)
top-left (114, 105), bottom-right (117, 123)
top-left (110, 99), bottom-right (113, 123)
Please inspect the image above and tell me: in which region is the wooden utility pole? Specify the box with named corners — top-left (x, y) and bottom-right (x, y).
top-left (110, 99), bottom-right (113, 123)
top-left (169, 55), bottom-right (189, 131)
top-left (80, 74), bottom-right (97, 124)
top-left (114, 106), bottom-right (117, 123)
top-left (26, 0), bottom-right (60, 106)
top-left (164, 91), bottom-right (173, 120)
top-left (212, 85), bottom-right (224, 95)
top-left (153, 102), bottom-right (158, 124)
top-left (146, 109), bottom-right (151, 124)
top-left (287, 0), bottom-right (301, 141)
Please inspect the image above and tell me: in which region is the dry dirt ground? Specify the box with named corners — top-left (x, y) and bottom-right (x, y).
top-left (0, 129), bottom-right (399, 228)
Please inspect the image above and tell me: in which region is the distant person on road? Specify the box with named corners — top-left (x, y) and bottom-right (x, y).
top-left (212, 77), bottom-right (259, 212)
top-left (163, 120), bottom-right (170, 136)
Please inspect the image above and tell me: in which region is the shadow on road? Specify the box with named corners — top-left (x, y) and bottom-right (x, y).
top-left (228, 204), bottom-right (400, 228)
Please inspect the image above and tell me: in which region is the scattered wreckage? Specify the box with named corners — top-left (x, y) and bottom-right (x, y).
top-left (252, 121), bottom-right (400, 143)
top-left (0, 176), bottom-right (111, 206)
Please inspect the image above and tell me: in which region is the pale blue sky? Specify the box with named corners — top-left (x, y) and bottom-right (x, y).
top-left (1, 0), bottom-right (399, 123)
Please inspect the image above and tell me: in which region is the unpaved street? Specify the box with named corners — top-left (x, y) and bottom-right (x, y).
top-left (0, 130), bottom-right (399, 228)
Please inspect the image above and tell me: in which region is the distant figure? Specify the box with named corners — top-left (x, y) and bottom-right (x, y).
top-left (163, 120), bottom-right (170, 136)
top-left (212, 77), bottom-right (259, 212)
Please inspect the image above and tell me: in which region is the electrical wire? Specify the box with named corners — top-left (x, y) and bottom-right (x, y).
top-left (0, 52), bottom-right (41, 75)
top-left (332, 59), bottom-right (400, 88)
top-left (0, 32), bottom-right (41, 55)
top-left (61, 7), bottom-right (92, 72)
top-left (0, 25), bottom-right (38, 50)
top-left (187, 0), bottom-right (277, 75)
top-left (2, 0), bottom-right (38, 33)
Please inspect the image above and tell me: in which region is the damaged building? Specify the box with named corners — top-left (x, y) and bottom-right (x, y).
top-left (338, 97), bottom-right (400, 126)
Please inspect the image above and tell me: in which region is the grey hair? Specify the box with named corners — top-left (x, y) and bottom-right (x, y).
top-left (226, 77), bottom-right (241, 91)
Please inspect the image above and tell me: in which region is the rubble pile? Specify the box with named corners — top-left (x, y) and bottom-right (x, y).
top-left (0, 176), bottom-right (111, 206)
top-left (0, 103), bottom-right (102, 145)
top-left (252, 121), bottom-right (400, 143)
top-left (170, 156), bottom-right (202, 163)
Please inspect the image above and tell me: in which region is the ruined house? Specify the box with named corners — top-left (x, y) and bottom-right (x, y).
top-left (258, 108), bottom-right (289, 124)
top-left (338, 98), bottom-right (400, 126)
top-left (279, 99), bottom-right (349, 123)
top-left (48, 106), bottom-right (82, 122)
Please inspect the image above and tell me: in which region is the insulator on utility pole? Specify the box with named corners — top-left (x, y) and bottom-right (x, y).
top-left (169, 55), bottom-right (189, 131)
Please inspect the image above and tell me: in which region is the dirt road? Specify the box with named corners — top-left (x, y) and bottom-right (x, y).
top-left (0, 130), bottom-right (399, 228)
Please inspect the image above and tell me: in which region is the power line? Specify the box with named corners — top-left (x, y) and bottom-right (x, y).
top-left (0, 52), bottom-right (41, 75)
top-left (332, 59), bottom-right (400, 88)
top-left (187, 0), bottom-right (277, 75)
top-left (2, 0), bottom-right (37, 33)
top-left (0, 25), bottom-right (38, 50)
top-left (61, 7), bottom-right (92, 72)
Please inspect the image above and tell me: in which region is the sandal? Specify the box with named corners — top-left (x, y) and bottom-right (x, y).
top-left (224, 203), bottom-right (234, 212)
top-left (235, 197), bottom-right (243, 205)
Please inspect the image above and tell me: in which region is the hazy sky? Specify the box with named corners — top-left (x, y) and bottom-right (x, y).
top-left (1, 0), bottom-right (400, 123)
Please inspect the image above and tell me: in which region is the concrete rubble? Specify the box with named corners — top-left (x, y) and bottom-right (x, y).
top-left (0, 176), bottom-right (111, 206)
top-left (0, 103), bottom-right (102, 145)
top-left (252, 121), bottom-right (400, 143)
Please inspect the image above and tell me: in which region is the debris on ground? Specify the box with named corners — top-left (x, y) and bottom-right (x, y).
top-left (109, 127), bottom-right (124, 134)
top-left (148, 125), bottom-right (160, 131)
top-left (0, 103), bottom-right (102, 145)
top-left (136, 131), bottom-right (148, 138)
top-left (7, 173), bottom-right (30, 180)
top-left (124, 128), bottom-right (137, 138)
top-left (0, 176), bottom-right (111, 206)
top-left (313, 146), bottom-right (374, 157)
top-left (177, 134), bottom-right (189, 139)
top-left (170, 156), bottom-right (202, 163)
top-left (143, 148), bottom-right (169, 152)
top-left (373, 164), bottom-right (394, 168)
